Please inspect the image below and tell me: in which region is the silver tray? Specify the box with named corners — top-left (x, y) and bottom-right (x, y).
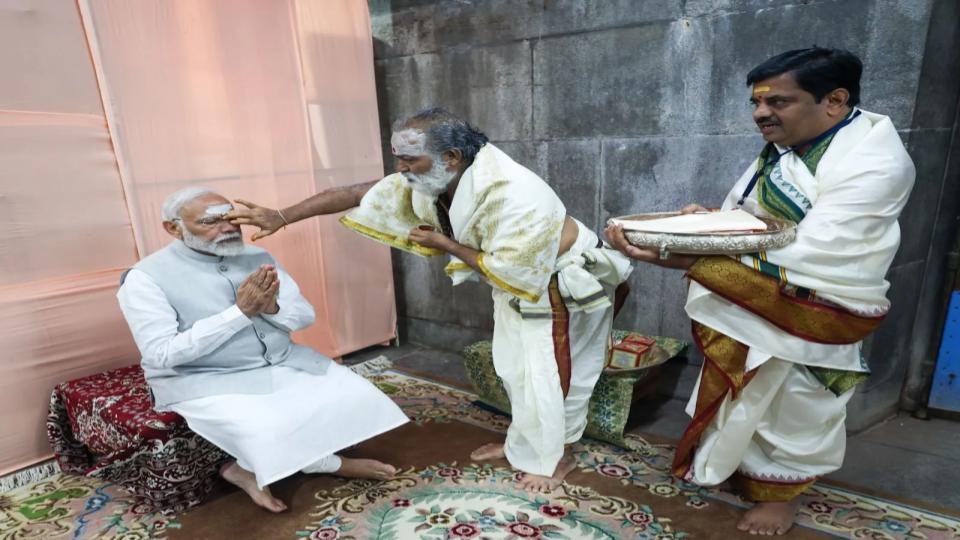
top-left (609, 212), bottom-right (796, 259)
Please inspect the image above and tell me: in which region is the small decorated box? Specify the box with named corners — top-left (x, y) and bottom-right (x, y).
top-left (608, 334), bottom-right (658, 370)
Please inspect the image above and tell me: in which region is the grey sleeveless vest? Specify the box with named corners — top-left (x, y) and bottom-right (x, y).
top-left (127, 241), bottom-right (330, 407)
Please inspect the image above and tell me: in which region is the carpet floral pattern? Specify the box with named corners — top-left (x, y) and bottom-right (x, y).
top-left (295, 463), bottom-right (683, 539)
top-left (0, 473), bottom-right (174, 540)
top-left (2, 368), bottom-right (958, 540)
top-left (300, 371), bottom-right (960, 540)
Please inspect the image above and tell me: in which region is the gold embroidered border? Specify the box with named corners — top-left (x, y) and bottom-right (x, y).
top-left (732, 473), bottom-right (816, 502)
top-left (339, 215), bottom-right (444, 257)
top-left (476, 253), bottom-right (540, 303)
top-left (444, 261), bottom-right (471, 276)
top-left (687, 257), bottom-right (883, 344)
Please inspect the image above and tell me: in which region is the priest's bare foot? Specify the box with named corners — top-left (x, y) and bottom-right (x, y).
top-left (335, 457), bottom-right (397, 481)
top-left (220, 461), bottom-right (287, 513)
top-left (516, 453), bottom-right (577, 493)
top-left (470, 442), bottom-right (506, 461)
top-left (737, 500), bottom-right (799, 535)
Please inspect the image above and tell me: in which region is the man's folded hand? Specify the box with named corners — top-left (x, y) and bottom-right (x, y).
top-left (237, 265), bottom-right (280, 317)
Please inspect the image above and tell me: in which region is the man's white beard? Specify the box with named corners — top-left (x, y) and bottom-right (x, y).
top-left (404, 156), bottom-right (457, 196)
top-left (182, 229), bottom-right (245, 257)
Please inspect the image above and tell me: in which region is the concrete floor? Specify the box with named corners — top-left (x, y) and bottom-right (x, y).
top-left (345, 343), bottom-right (960, 512)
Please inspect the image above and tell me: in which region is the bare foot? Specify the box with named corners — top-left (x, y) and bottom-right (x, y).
top-left (470, 442), bottom-right (506, 461)
top-left (516, 454), bottom-right (577, 493)
top-left (219, 461), bottom-right (287, 513)
top-left (737, 500), bottom-right (799, 536)
top-left (334, 457), bottom-right (397, 481)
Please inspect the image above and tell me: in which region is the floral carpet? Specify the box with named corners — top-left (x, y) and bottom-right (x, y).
top-left (2, 369), bottom-right (959, 540)
top-left (0, 473), bottom-right (172, 540)
top-left (294, 463), bottom-right (680, 539)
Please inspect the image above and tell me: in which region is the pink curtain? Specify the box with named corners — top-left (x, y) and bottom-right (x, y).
top-left (1, 0), bottom-right (393, 475)
top-left (0, 1), bottom-right (140, 475)
top-left (80, 0), bottom-right (396, 354)
top-left (292, 0), bottom-right (397, 351)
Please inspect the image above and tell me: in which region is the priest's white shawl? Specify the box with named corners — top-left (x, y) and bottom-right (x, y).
top-left (341, 144), bottom-right (566, 302)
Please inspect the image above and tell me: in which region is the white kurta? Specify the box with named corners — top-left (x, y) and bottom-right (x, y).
top-left (118, 262), bottom-right (409, 489)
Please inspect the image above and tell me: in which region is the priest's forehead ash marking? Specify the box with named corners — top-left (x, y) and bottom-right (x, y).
top-left (391, 129), bottom-right (427, 156)
top-left (753, 85), bottom-right (771, 94)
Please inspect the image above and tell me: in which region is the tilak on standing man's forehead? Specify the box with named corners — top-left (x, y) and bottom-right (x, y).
top-left (605, 46), bottom-right (914, 536)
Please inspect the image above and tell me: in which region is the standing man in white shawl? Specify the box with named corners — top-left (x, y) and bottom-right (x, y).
top-left (227, 108), bottom-right (632, 492)
top-left (605, 48), bottom-right (915, 535)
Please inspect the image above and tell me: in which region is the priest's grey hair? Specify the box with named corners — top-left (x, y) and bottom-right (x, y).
top-left (394, 107), bottom-right (489, 165)
top-left (161, 187), bottom-right (217, 221)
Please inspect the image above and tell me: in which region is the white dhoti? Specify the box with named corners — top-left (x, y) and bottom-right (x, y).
top-left (169, 363), bottom-right (408, 488)
top-left (492, 222), bottom-right (631, 476)
top-left (492, 284), bottom-right (614, 476)
top-left (687, 357), bottom-right (852, 487)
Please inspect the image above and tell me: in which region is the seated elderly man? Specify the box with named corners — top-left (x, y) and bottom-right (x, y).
top-left (116, 187), bottom-right (408, 513)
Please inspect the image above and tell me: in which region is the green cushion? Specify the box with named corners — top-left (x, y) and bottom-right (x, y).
top-left (462, 331), bottom-right (687, 449)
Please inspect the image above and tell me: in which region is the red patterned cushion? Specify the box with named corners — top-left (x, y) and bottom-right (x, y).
top-left (48, 364), bottom-right (230, 512)
top-left (56, 365), bottom-right (186, 454)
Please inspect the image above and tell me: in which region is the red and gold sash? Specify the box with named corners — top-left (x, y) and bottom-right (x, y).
top-left (672, 321), bottom-right (754, 481)
top-left (547, 275), bottom-right (572, 397)
top-left (686, 257), bottom-right (884, 344)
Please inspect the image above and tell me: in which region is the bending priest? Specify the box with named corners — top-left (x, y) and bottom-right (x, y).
top-left (226, 108), bottom-right (632, 492)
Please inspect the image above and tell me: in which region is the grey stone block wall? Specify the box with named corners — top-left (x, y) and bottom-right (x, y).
top-left (898, 0), bottom-right (960, 415)
top-left (369, 0), bottom-right (960, 430)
